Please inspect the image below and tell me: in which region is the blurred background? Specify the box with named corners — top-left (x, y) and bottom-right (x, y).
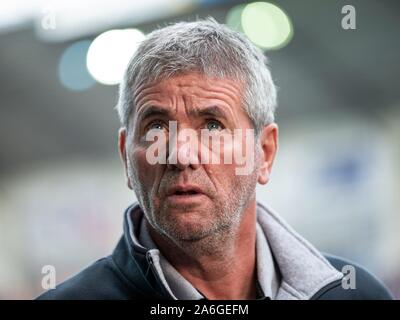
top-left (0, 0), bottom-right (399, 299)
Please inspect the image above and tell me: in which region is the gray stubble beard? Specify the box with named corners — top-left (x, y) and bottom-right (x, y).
top-left (126, 148), bottom-right (261, 258)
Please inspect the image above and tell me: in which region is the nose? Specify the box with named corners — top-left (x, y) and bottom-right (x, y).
top-left (167, 129), bottom-right (201, 171)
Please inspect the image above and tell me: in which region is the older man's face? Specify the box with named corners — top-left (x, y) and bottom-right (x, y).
top-left (120, 72), bottom-right (267, 242)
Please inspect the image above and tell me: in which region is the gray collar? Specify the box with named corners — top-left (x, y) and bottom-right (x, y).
top-left (127, 202), bottom-right (343, 300)
top-left (256, 202), bottom-right (343, 299)
top-left (138, 216), bottom-right (280, 300)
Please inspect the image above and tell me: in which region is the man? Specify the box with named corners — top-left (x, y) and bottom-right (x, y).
top-left (37, 19), bottom-right (393, 300)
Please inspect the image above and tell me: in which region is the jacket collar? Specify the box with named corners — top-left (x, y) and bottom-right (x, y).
top-left (113, 202), bottom-right (343, 300)
top-left (138, 214), bottom-right (280, 300)
top-left (256, 202), bottom-right (343, 299)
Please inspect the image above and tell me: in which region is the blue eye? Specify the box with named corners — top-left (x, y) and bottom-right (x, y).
top-left (206, 120), bottom-right (223, 131)
top-left (148, 121), bottom-right (164, 131)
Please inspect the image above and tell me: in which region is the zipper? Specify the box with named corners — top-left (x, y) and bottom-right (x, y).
top-left (145, 251), bottom-right (175, 300)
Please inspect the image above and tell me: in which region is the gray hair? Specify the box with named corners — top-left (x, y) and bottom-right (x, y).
top-left (116, 18), bottom-right (278, 135)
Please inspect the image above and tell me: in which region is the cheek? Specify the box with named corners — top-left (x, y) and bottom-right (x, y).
top-left (130, 147), bottom-right (158, 189)
top-left (213, 133), bottom-right (256, 170)
top-left (205, 162), bottom-right (238, 194)
top-left (205, 136), bottom-right (259, 193)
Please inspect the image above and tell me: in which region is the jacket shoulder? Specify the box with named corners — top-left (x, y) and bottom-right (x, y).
top-left (35, 256), bottom-right (134, 300)
top-left (314, 254), bottom-right (394, 300)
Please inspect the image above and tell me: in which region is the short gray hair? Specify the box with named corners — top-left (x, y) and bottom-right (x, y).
top-left (116, 18), bottom-right (278, 135)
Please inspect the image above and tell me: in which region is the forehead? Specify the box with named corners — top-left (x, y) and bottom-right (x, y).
top-left (133, 72), bottom-right (244, 111)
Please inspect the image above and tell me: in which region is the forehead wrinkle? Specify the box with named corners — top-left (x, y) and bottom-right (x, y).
top-left (176, 91), bottom-right (242, 127)
top-left (131, 75), bottom-right (245, 129)
top-left (176, 81), bottom-right (242, 110)
top-left (193, 93), bottom-right (241, 124)
top-left (165, 75), bottom-right (242, 102)
top-left (133, 80), bottom-right (160, 103)
top-left (180, 94), bottom-right (192, 123)
top-left (188, 83), bottom-right (243, 109)
top-left (195, 80), bottom-right (242, 98)
top-left (134, 88), bottom-right (164, 115)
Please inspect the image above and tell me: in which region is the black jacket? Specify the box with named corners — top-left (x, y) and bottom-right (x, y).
top-left (37, 204), bottom-right (393, 300)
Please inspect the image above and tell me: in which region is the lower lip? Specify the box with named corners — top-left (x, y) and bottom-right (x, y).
top-left (166, 193), bottom-right (207, 205)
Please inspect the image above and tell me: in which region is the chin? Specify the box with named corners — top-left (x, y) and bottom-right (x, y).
top-left (163, 219), bottom-right (213, 242)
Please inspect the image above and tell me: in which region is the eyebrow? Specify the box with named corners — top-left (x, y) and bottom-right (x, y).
top-left (189, 105), bottom-right (229, 119)
top-left (136, 104), bottom-right (230, 122)
top-left (136, 105), bottom-right (172, 122)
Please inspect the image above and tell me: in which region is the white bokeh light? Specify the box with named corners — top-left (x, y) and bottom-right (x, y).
top-left (86, 28), bottom-right (145, 85)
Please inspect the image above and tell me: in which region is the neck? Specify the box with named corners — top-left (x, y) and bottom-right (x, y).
top-left (148, 200), bottom-right (258, 300)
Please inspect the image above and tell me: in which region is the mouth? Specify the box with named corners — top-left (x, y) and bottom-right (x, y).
top-left (166, 185), bottom-right (207, 205)
top-left (173, 190), bottom-right (200, 196)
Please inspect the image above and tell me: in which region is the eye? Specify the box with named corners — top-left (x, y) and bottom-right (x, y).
top-left (146, 121), bottom-right (165, 131)
top-left (205, 120), bottom-right (223, 131)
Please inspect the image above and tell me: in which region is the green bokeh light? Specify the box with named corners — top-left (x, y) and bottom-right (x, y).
top-left (239, 2), bottom-right (293, 50)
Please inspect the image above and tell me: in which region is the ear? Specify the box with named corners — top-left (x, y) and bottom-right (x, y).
top-left (257, 123), bottom-right (278, 185)
top-left (118, 127), bottom-right (133, 189)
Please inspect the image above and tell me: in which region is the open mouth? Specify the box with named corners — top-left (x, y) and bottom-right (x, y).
top-left (166, 186), bottom-right (206, 204)
top-left (173, 190), bottom-right (199, 196)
